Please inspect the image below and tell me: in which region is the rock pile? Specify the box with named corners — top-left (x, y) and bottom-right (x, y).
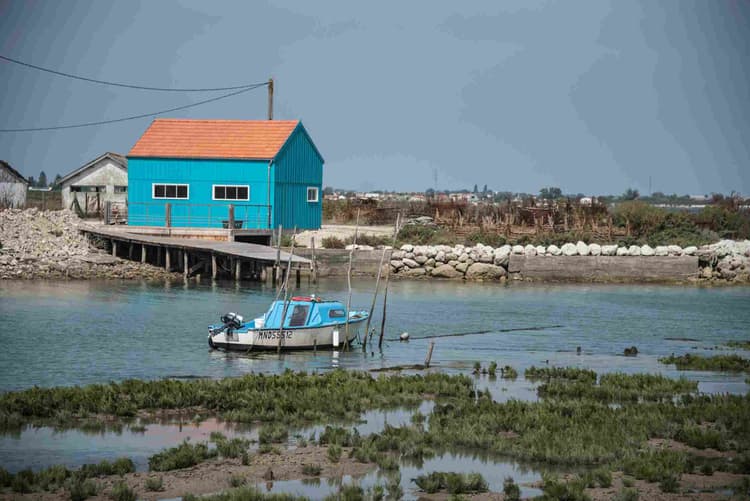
top-left (388, 239), bottom-right (750, 282)
top-left (697, 239), bottom-right (750, 282)
top-left (0, 209), bottom-right (179, 280)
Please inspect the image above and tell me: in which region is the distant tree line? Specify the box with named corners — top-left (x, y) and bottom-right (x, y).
top-left (26, 171), bottom-right (62, 189)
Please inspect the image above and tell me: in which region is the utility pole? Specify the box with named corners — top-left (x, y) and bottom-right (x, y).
top-left (267, 78), bottom-right (274, 120)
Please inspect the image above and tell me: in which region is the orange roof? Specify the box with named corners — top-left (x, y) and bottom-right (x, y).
top-left (128, 119), bottom-right (300, 160)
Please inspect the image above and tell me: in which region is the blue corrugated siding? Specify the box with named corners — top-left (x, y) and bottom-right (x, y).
top-left (127, 158), bottom-right (273, 228)
top-left (273, 124), bottom-right (323, 230)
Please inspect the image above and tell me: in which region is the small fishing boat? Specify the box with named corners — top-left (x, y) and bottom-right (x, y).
top-left (208, 295), bottom-right (369, 351)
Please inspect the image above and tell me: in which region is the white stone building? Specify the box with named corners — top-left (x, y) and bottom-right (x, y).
top-left (58, 152), bottom-right (127, 216)
top-left (0, 160), bottom-right (29, 208)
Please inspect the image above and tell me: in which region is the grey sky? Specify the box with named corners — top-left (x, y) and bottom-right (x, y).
top-left (1, 0), bottom-right (748, 195)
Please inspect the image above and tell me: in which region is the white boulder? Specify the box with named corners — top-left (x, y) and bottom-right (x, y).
top-left (589, 243), bottom-right (601, 256)
top-left (628, 245), bottom-right (641, 256)
top-left (561, 243), bottom-right (578, 256)
top-left (547, 244), bottom-right (562, 256)
top-left (602, 245), bottom-right (618, 256)
top-left (576, 241), bottom-right (590, 256)
top-left (640, 245), bottom-right (655, 256)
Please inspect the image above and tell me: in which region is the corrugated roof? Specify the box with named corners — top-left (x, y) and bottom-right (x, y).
top-left (0, 160), bottom-right (29, 184)
top-left (128, 119), bottom-right (300, 160)
top-left (57, 152), bottom-right (127, 187)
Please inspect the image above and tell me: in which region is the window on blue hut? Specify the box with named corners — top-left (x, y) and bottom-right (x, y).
top-left (307, 187), bottom-right (319, 203)
top-left (289, 305), bottom-right (310, 327)
top-left (329, 309), bottom-right (346, 319)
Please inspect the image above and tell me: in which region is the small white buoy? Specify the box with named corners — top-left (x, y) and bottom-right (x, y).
top-left (400, 332), bottom-right (410, 341)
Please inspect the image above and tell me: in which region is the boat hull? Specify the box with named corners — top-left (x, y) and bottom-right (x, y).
top-left (208, 319), bottom-right (365, 352)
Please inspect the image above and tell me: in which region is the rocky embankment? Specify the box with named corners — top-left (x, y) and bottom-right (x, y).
top-left (0, 209), bottom-right (180, 280)
top-left (388, 240), bottom-right (750, 283)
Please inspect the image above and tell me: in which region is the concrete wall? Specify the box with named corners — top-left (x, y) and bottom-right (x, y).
top-left (61, 160), bottom-right (128, 211)
top-left (507, 255), bottom-right (699, 282)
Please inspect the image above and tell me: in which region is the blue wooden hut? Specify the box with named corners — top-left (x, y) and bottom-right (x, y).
top-left (127, 119), bottom-right (323, 231)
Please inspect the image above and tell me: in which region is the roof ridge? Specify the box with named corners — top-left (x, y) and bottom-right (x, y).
top-left (152, 118), bottom-right (299, 123)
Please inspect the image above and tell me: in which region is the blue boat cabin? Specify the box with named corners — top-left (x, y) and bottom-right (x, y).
top-left (127, 119), bottom-right (324, 231)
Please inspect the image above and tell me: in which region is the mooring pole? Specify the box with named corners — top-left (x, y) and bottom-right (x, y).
top-left (378, 213), bottom-right (400, 350)
top-left (184, 251), bottom-right (189, 278)
top-left (424, 341), bottom-right (435, 368)
top-left (343, 209), bottom-right (360, 351)
top-left (362, 246), bottom-right (387, 352)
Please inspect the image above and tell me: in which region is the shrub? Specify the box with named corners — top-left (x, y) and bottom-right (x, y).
top-left (327, 444), bottom-right (342, 463)
top-left (622, 476), bottom-right (635, 488)
top-left (321, 236), bottom-right (345, 249)
top-left (229, 474), bottom-right (246, 487)
top-left (375, 453), bottom-right (400, 471)
top-left (67, 478), bottom-right (99, 501)
top-left (241, 451), bottom-right (252, 465)
top-left (258, 444), bottom-right (281, 455)
top-left (614, 487), bottom-right (639, 501)
top-left (144, 476), bottom-right (164, 491)
top-left (413, 472), bottom-right (488, 495)
top-left (538, 473), bottom-right (590, 501)
top-left (659, 474), bottom-right (679, 493)
top-left (148, 441), bottom-right (216, 472)
top-left (488, 362), bottom-right (498, 377)
top-left (259, 423), bottom-right (288, 444)
top-left (37, 464), bottom-right (70, 490)
top-left (503, 476), bottom-right (521, 501)
top-left (302, 463), bottom-right (322, 476)
top-left (700, 463), bottom-right (714, 476)
top-left (501, 365), bottom-right (518, 379)
top-left (465, 230), bottom-right (506, 248)
top-left (109, 480), bottom-right (136, 501)
top-left (593, 467), bottom-right (613, 488)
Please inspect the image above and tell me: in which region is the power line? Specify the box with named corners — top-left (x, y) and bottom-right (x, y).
top-left (0, 83), bottom-right (268, 132)
top-left (0, 54), bottom-right (267, 92)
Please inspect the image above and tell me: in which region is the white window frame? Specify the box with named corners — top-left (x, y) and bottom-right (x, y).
top-left (306, 186), bottom-right (319, 203)
top-left (152, 183), bottom-right (189, 200)
top-left (212, 184), bottom-right (250, 201)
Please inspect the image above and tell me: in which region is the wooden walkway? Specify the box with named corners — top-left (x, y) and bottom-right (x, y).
top-left (81, 225), bottom-right (310, 282)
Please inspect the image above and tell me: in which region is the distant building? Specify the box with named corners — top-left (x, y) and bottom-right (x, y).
top-left (57, 152), bottom-right (128, 214)
top-left (127, 119), bottom-right (323, 230)
top-left (0, 160), bottom-right (29, 208)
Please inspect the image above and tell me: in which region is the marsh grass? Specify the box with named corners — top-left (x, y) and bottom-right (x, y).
top-left (144, 476), bottom-right (164, 491)
top-left (614, 487), bottom-right (639, 501)
top-left (0, 370), bottom-right (471, 432)
top-left (301, 464), bottom-right (322, 476)
top-left (659, 353), bottom-right (750, 372)
top-left (229, 474), bottom-right (246, 487)
top-left (500, 366), bottom-right (518, 380)
top-left (503, 476), bottom-right (520, 501)
top-left (537, 373), bottom-right (698, 403)
top-left (621, 449), bottom-right (687, 483)
top-left (525, 366), bottom-right (597, 383)
top-left (182, 485), bottom-right (308, 500)
top-left (327, 444), bottom-right (342, 463)
top-left (148, 441), bottom-right (216, 471)
top-left (538, 473), bottom-right (590, 501)
top-left (109, 480), bottom-right (136, 501)
top-left (726, 340), bottom-right (750, 350)
top-left (413, 472), bottom-right (488, 494)
top-left (67, 477), bottom-right (99, 501)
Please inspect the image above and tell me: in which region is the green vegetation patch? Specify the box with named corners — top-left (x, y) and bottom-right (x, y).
top-left (148, 441), bottom-right (217, 472)
top-left (537, 373), bottom-right (698, 403)
top-left (0, 370), bottom-right (472, 430)
top-left (659, 353), bottom-right (750, 372)
top-left (525, 366), bottom-right (598, 383)
top-left (413, 471), bottom-right (488, 494)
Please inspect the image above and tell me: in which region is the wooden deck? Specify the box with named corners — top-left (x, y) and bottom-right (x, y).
top-left (81, 225), bottom-right (309, 282)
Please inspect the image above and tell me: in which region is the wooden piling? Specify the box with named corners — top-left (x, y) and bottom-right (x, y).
top-left (165, 248), bottom-right (171, 270)
top-left (111, 240), bottom-right (117, 257)
top-left (141, 245), bottom-right (146, 264)
top-left (378, 213), bottom-right (400, 350)
top-left (157, 247), bottom-right (162, 267)
top-left (362, 246), bottom-right (387, 352)
top-left (235, 259), bottom-right (242, 281)
top-left (424, 341), bottom-right (435, 368)
top-left (128, 243), bottom-right (133, 260)
top-left (343, 209), bottom-right (360, 351)
top-left (211, 254), bottom-right (217, 280)
top-left (310, 236), bottom-right (317, 284)
top-left (277, 230), bottom-right (297, 353)
top-left (274, 224), bottom-right (283, 287)
top-left (184, 251), bottom-right (189, 278)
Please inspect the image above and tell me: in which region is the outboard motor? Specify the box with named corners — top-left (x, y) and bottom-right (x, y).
top-left (220, 312), bottom-right (244, 330)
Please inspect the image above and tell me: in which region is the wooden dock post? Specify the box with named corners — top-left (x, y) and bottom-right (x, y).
top-left (141, 245), bottom-right (147, 264)
top-left (310, 236), bottom-right (317, 284)
top-left (362, 246), bottom-right (387, 352)
top-left (274, 225), bottom-right (282, 287)
top-left (183, 251), bottom-right (189, 278)
top-left (379, 213), bottom-right (400, 350)
top-left (111, 240), bottom-right (117, 257)
top-left (128, 243), bottom-right (133, 260)
top-left (235, 259), bottom-right (242, 281)
top-left (343, 210), bottom-right (360, 351)
top-left (157, 247), bottom-right (162, 267)
top-left (165, 248), bottom-right (171, 271)
top-left (211, 254), bottom-right (218, 280)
